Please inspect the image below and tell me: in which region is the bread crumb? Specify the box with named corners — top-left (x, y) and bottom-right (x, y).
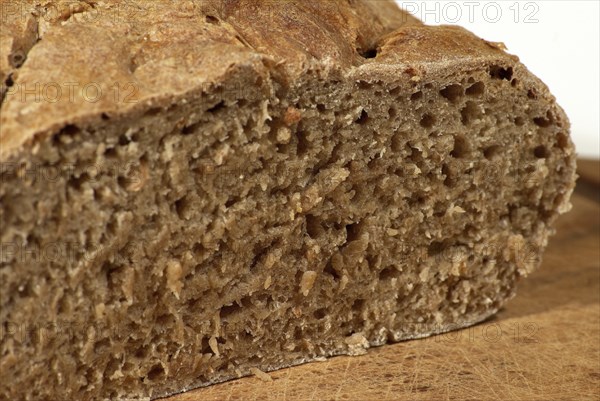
top-left (166, 260), bottom-right (183, 299)
top-left (290, 192), bottom-right (302, 213)
top-left (212, 312), bottom-right (221, 337)
top-left (339, 274), bottom-right (349, 292)
top-left (276, 127), bottom-right (291, 143)
top-left (299, 271), bottom-right (317, 296)
top-left (108, 362), bottom-right (125, 380)
top-left (319, 167), bottom-right (350, 193)
top-left (447, 204), bottom-right (466, 216)
top-left (249, 367), bottom-right (273, 382)
top-left (419, 266), bottom-right (430, 282)
top-left (344, 333), bottom-right (369, 356)
top-left (343, 234), bottom-right (369, 262)
top-left (331, 252), bottom-right (344, 271)
top-left (208, 336), bottom-right (220, 357)
top-left (301, 185), bottom-right (322, 212)
top-left (121, 267), bottom-right (135, 304)
top-left (264, 250), bottom-right (278, 269)
top-left (292, 306), bottom-right (303, 318)
top-left (283, 107), bottom-right (302, 126)
top-left (94, 303), bottom-right (105, 319)
top-left (259, 178), bottom-right (268, 191)
top-left (213, 144), bottom-right (230, 166)
top-left (264, 275), bottom-right (272, 289)
top-left (126, 161), bottom-right (148, 192)
top-left (162, 136), bottom-right (177, 162)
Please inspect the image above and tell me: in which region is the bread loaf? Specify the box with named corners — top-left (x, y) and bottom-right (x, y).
top-left (0, 1), bottom-right (576, 400)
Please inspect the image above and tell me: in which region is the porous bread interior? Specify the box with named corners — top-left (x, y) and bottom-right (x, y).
top-left (0, 60), bottom-right (574, 400)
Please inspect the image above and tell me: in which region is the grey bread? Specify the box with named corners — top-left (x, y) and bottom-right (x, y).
top-left (0, 1), bottom-right (576, 400)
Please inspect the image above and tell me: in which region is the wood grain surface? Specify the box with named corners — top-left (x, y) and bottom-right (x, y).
top-left (164, 160), bottom-right (600, 401)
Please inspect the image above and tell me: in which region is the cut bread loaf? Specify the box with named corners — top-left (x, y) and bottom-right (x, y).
top-left (0, 1), bottom-right (576, 400)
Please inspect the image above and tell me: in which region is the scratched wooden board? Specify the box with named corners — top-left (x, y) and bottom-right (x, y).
top-left (164, 160), bottom-right (600, 401)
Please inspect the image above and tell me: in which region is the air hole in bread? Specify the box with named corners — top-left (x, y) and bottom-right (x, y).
top-left (146, 364), bottom-right (165, 381)
top-left (56, 124), bottom-right (80, 140)
top-left (207, 101), bottom-right (225, 113)
top-left (451, 135), bottom-right (469, 158)
top-left (351, 299), bottom-right (365, 312)
top-left (442, 163), bottom-right (455, 187)
top-left (182, 122), bottom-right (200, 135)
top-left (205, 15), bottom-right (219, 24)
top-left (345, 222), bottom-right (362, 242)
top-left (323, 260), bottom-right (341, 281)
top-left (489, 65), bottom-right (513, 80)
top-left (389, 87), bottom-right (401, 96)
top-left (359, 48), bottom-right (378, 59)
top-left (313, 308), bottom-right (327, 319)
top-left (420, 113), bottom-right (435, 128)
top-left (390, 132), bottom-right (404, 153)
top-left (4, 74), bottom-right (14, 90)
top-left (533, 116), bottom-right (552, 128)
top-left (379, 266), bottom-right (399, 281)
top-left (465, 81), bottom-right (485, 96)
top-left (296, 131), bottom-right (310, 155)
top-left (69, 173), bottom-right (90, 190)
top-left (410, 91), bottom-right (423, 101)
top-left (483, 145), bottom-right (501, 160)
top-left (533, 145), bottom-right (547, 159)
top-left (220, 297), bottom-right (251, 321)
top-left (355, 109), bottom-right (369, 125)
top-left (145, 107), bottom-right (162, 116)
top-left (175, 196), bottom-right (190, 219)
top-left (357, 81), bottom-right (373, 90)
top-left (427, 241), bottom-right (446, 257)
top-left (440, 84), bottom-right (463, 102)
top-left (305, 214), bottom-right (324, 239)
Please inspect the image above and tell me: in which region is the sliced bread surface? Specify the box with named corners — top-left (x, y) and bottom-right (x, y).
top-left (0, 1), bottom-right (576, 400)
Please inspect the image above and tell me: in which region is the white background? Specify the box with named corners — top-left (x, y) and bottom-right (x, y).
top-left (394, 0), bottom-right (600, 159)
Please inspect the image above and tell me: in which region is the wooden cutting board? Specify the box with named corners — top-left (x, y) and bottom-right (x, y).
top-left (165, 160), bottom-right (600, 401)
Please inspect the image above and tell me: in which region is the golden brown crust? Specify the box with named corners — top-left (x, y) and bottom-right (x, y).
top-left (377, 25), bottom-right (515, 66)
